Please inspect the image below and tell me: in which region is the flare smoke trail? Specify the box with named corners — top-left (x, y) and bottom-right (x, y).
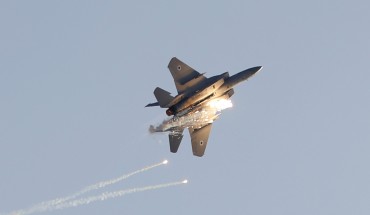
top-left (47, 159), bottom-right (168, 205)
top-left (3, 160), bottom-right (168, 215)
top-left (51, 180), bottom-right (187, 211)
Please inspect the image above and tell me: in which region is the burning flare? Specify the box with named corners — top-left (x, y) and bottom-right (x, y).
top-left (207, 98), bottom-right (233, 111)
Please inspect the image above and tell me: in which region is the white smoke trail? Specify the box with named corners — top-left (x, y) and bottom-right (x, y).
top-left (48, 159), bottom-right (168, 204)
top-left (4, 180), bottom-right (185, 215)
top-left (51, 180), bottom-right (187, 211)
top-left (3, 160), bottom-right (168, 215)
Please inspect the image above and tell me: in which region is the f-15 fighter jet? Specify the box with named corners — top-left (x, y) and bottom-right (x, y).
top-left (146, 57), bottom-right (261, 157)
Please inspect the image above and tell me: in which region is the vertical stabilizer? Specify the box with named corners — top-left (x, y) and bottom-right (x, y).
top-left (154, 87), bottom-right (174, 108)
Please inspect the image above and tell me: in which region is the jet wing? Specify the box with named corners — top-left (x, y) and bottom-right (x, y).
top-left (188, 123), bottom-right (212, 157)
top-left (168, 57), bottom-right (207, 94)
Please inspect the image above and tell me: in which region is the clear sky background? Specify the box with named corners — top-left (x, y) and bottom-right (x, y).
top-left (1, 1), bottom-right (369, 215)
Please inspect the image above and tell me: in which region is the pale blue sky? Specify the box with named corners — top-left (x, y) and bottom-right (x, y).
top-left (1, 1), bottom-right (370, 215)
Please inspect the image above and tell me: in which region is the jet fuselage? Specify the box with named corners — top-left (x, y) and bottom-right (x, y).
top-left (166, 67), bottom-right (260, 116)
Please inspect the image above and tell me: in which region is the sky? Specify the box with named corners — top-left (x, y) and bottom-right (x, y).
top-left (1, 0), bottom-right (370, 215)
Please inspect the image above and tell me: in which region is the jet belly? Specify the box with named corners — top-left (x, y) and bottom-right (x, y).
top-left (166, 78), bottom-right (224, 116)
top-left (185, 78), bottom-right (224, 106)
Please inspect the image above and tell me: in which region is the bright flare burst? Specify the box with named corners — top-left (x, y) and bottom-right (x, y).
top-left (149, 98), bottom-right (233, 133)
top-left (207, 98), bottom-right (233, 111)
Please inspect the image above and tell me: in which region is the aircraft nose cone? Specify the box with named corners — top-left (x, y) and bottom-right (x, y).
top-left (247, 66), bottom-right (263, 75)
top-left (239, 66), bottom-right (262, 80)
top-left (226, 66), bottom-right (263, 87)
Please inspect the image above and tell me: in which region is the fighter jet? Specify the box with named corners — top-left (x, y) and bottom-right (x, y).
top-left (146, 57), bottom-right (262, 157)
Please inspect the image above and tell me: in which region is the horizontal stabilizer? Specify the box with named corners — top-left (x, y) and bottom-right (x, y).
top-left (169, 130), bottom-right (184, 153)
top-left (154, 87), bottom-right (174, 108)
